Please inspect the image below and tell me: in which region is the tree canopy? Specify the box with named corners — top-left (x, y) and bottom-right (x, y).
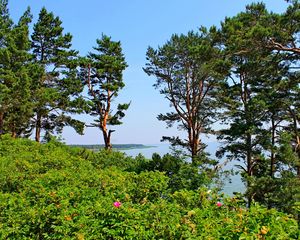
top-left (144, 30), bottom-right (227, 162)
top-left (0, 0), bottom-right (299, 220)
top-left (82, 35), bottom-right (129, 149)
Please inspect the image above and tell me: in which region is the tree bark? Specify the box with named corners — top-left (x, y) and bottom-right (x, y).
top-left (246, 132), bottom-right (253, 177)
top-left (35, 114), bottom-right (42, 142)
top-left (296, 135), bottom-right (300, 179)
top-left (270, 116), bottom-right (276, 178)
top-left (191, 129), bottom-right (200, 163)
top-left (0, 112), bottom-right (4, 135)
top-left (289, 108), bottom-right (300, 178)
top-left (101, 109), bottom-right (112, 150)
top-left (11, 123), bottom-right (16, 138)
top-left (267, 38), bottom-right (300, 55)
top-left (101, 127), bottom-right (112, 150)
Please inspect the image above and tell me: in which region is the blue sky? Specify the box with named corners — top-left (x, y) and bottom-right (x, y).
top-left (9, 0), bottom-right (288, 144)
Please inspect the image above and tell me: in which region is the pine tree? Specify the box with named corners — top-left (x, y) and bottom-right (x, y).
top-left (144, 29), bottom-right (226, 163)
top-left (31, 7), bottom-right (85, 142)
top-left (0, 0), bottom-right (12, 135)
top-left (217, 2), bottom-right (300, 211)
top-left (82, 35), bottom-right (129, 150)
top-left (217, 3), bottom-right (279, 204)
top-left (0, 3), bottom-right (37, 137)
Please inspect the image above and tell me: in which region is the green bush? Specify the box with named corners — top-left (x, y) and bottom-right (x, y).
top-left (0, 136), bottom-right (298, 239)
top-left (135, 153), bottom-right (215, 192)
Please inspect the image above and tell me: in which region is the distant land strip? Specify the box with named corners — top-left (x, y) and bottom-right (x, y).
top-left (68, 144), bottom-right (155, 151)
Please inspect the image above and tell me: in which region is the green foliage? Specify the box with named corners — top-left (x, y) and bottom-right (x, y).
top-left (0, 137), bottom-right (298, 239)
top-left (30, 7), bottom-right (85, 142)
top-left (0, 4), bottom-right (85, 141)
top-left (216, 1), bottom-right (300, 212)
top-left (0, 2), bottom-right (299, 238)
top-left (92, 149), bottom-right (140, 171)
top-left (144, 29), bottom-right (227, 159)
top-left (135, 153), bottom-right (214, 192)
top-left (0, 3), bottom-right (36, 137)
top-left (81, 34), bottom-right (129, 149)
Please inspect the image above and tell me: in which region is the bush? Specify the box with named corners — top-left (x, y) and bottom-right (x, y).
top-left (0, 136), bottom-right (298, 239)
top-left (135, 153), bottom-right (215, 192)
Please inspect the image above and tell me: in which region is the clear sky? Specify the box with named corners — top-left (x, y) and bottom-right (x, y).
top-left (9, 0), bottom-right (288, 144)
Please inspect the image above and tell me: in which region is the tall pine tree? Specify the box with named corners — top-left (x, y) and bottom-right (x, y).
top-left (0, 0), bottom-right (12, 135)
top-left (217, 2), bottom-right (300, 211)
top-left (145, 29), bottom-right (226, 163)
top-left (31, 7), bottom-right (85, 142)
top-left (83, 35), bottom-right (129, 149)
top-left (0, 2), bottom-right (37, 137)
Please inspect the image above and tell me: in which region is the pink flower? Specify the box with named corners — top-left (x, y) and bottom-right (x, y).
top-left (113, 201), bottom-right (122, 208)
top-left (216, 201), bottom-right (223, 207)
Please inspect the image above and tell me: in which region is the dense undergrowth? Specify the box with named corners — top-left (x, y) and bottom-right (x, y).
top-left (0, 136), bottom-right (299, 239)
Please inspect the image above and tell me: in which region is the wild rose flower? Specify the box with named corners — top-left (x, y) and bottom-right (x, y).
top-left (113, 201), bottom-right (122, 208)
top-left (216, 201), bottom-right (223, 207)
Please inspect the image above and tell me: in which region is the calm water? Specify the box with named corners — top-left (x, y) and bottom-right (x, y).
top-left (120, 144), bottom-right (245, 196)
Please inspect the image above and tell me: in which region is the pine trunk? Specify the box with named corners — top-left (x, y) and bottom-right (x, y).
top-left (246, 132), bottom-right (253, 208)
top-left (35, 114), bottom-right (41, 142)
top-left (102, 128), bottom-right (112, 150)
top-left (270, 116), bottom-right (276, 178)
top-left (296, 136), bottom-right (300, 179)
top-left (0, 112), bottom-right (3, 135)
top-left (11, 124), bottom-right (16, 138)
top-left (246, 133), bottom-right (253, 176)
top-left (101, 112), bottom-right (112, 150)
top-left (191, 136), bottom-right (200, 163)
top-left (290, 108), bottom-right (300, 178)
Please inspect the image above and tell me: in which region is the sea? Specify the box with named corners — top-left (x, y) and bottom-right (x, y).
top-left (119, 144), bottom-right (245, 196)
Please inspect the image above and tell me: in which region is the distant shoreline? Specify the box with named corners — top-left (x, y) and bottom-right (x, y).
top-left (68, 144), bottom-right (157, 151)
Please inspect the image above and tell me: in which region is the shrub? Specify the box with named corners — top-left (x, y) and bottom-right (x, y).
top-left (0, 136), bottom-right (298, 239)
